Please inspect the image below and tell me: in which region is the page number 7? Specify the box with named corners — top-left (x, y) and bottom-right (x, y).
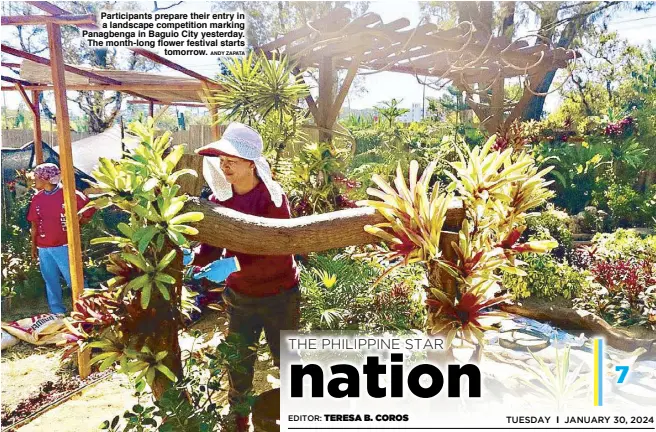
top-left (615, 365), bottom-right (629, 384)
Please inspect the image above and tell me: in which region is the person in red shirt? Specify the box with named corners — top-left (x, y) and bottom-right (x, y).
top-left (194, 123), bottom-right (299, 430)
top-left (27, 163), bottom-right (95, 315)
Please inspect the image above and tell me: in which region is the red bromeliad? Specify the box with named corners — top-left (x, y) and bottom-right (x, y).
top-left (426, 286), bottom-right (509, 346)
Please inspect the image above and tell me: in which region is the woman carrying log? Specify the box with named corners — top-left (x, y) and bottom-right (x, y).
top-left (193, 122), bottom-right (300, 431)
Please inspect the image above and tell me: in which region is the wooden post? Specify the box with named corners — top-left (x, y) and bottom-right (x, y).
top-left (148, 101), bottom-right (154, 118)
top-left (209, 104), bottom-right (219, 141)
top-left (490, 77), bottom-right (505, 134)
top-left (32, 91), bottom-right (43, 164)
top-left (47, 22), bottom-right (90, 379)
top-left (318, 56), bottom-right (334, 143)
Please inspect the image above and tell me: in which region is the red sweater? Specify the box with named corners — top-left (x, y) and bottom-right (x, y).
top-left (194, 181), bottom-right (299, 297)
top-left (27, 187), bottom-right (95, 247)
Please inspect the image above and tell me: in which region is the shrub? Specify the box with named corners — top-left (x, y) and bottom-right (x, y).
top-left (592, 181), bottom-right (656, 227)
top-left (571, 229), bottom-right (656, 328)
top-left (591, 228), bottom-right (656, 261)
top-left (352, 128), bottom-right (383, 155)
top-left (503, 253), bottom-right (591, 300)
top-left (524, 205), bottom-right (573, 259)
top-left (299, 251), bottom-right (426, 332)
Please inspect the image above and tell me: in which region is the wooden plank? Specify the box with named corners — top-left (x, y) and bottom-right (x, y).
top-left (28, 1), bottom-right (218, 85)
top-left (27, 1), bottom-right (97, 29)
top-left (130, 49), bottom-right (217, 84)
top-left (2, 83), bottom-right (208, 91)
top-left (14, 83), bottom-right (37, 114)
top-left (1, 14), bottom-right (96, 26)
top-left (328, 53), bottom-right (361, 127)
top-left (1, 75), bottom-right (37, 86)
top-left (127, 100), bottom-right (206, 107)
top-left (2, 45), bottom-right (121, 84)
top-left (256, 7), bottom-right (352, 53)
top-left (209, 104), bottom-right (219, 141)
top-left (32, 91), bottom-right (43, 164)
top-left (47, 22), bottom-right (89, 379)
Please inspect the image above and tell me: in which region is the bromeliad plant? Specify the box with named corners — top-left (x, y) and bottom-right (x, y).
top-left (360, 136), bottom-right (557, 349)
top-left (60, 118), bottom-right (203, 398)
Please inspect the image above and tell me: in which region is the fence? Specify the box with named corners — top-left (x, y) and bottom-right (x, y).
top-left (1, 128), bottom-right (94, 148)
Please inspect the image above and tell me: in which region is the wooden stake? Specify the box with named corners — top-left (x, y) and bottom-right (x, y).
top-left (32, 91), bottom-right (43, 164)
top-left (47, 22), bottom-right (90, 379)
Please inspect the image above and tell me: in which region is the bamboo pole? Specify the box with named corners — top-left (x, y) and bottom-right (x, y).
top-left (47, 22), bottom-right (90, 379)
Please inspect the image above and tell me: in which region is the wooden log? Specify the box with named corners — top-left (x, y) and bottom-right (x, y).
top-left (1, 14), bottom-right (96, 26)
top-left (47, 22), bottom-right (90, 378)
top-left (187, 198), bottom-right (465, 255)
top-left (500, 303), bottom-right (656, 353)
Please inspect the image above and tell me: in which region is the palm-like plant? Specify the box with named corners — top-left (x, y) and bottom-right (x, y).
top-left (209, 51), bottom-right (261, 126)
top-left (206, 52), bottom-right (310, 165)
top-left (375, 98), bottom-right (409, 128)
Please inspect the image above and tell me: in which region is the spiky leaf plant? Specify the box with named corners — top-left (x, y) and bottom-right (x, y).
top-left (361, 136), bottom-right (557, 348)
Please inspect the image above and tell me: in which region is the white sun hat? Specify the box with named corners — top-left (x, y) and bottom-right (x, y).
top-left (196, 122), bottom-right (284, 207)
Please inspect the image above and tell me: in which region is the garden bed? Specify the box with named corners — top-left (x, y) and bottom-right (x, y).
top-left (1, 310), bottom-right (280, 431)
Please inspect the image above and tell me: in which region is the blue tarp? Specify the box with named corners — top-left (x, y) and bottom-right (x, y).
top-left (1, 141), bottom-right (94, 191)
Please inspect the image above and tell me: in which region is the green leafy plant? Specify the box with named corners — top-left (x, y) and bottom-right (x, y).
top-left (523, 205), bottom-right (573, 259)
top-left (503, 251), bottom-right (591, 300)
top-left (299, 252), bottom-right (426, 332)
top-left (59, 118), bottom-right (203, 400)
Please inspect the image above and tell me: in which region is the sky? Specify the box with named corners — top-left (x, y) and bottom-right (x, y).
top-left (1, 1), bottom-right (655, 115)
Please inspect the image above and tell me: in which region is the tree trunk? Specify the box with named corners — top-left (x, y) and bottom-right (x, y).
top-left (149, 246), bottom-right (184, 399)
top-left (522, 20), bottom-right (578, 121)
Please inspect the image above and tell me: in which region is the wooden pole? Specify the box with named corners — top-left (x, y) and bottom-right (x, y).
top-left (2, 14), bottom-right (96, 26)
top-left (47, 22), bottom-right (90, 379)
top-left (209, 104), bottom-right (219, 141)
top-left (148, 101), bottom-right (154, 118)
top-left (32, 91), bottom-right (43, 164)
top-left (317, 56), bottom-right (334, 143)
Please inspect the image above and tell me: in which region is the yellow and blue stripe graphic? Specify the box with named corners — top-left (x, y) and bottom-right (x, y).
top-left (593, 338), bottom-right (603, 406)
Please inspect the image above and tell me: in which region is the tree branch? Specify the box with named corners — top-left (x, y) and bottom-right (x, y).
top-left (153, 1), bottom-right (183, 11)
